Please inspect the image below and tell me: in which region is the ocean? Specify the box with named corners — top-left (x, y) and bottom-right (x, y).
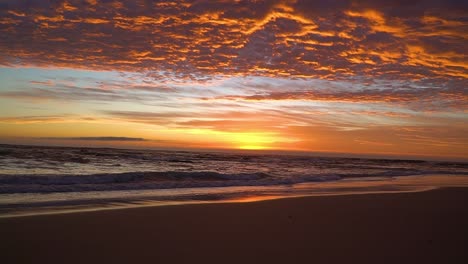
top-left (1, 144), bottom-right (467, 217)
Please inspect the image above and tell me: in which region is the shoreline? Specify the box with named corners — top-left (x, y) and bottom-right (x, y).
top-left (1, 187), bottom-right (468, 263)
top-left (2, 173), bottom-right (468, 218)
top-left (0, 185), bottom-right (438, 219)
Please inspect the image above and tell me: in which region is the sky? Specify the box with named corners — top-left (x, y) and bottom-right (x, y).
top-left (0, 0), bottom-right (467, 158)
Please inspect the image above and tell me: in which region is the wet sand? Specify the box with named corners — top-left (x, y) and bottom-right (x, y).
top-left (1, 187), bottom-right (468, 264)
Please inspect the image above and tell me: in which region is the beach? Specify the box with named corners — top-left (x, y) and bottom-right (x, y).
top-left (1, 187), bottom-right (467, 264)
top-left (1, 0), bottom-right (467, 263)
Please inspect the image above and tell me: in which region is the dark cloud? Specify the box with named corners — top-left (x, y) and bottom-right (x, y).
top-left (103, 110), bottom-right (194, 119)
top-left (0, 115), bottom-right (97, 124)
top-left (212, 86), bottom-right (468, 111)
top-left (41, 136), bottom-right (148, 141)
top-left (0, 80), bottom-right (170, 102)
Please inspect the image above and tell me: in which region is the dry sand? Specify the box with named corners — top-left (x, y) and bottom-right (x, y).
top-left (1, 187), bottom-right (468, 264)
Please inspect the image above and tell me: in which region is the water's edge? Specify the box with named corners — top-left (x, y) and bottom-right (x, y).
top-left (1, 174), bottom-right (467, 218)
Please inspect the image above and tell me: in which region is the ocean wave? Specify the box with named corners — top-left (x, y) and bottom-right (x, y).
top-left (1, 169), bottom-right (466, 194)
top-left (0, 171), bottom-right (333, 193)
top-left (0, 171), bottom-right (270, 184)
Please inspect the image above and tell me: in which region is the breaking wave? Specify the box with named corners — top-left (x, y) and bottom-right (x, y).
top-left (1, 168), bottom-right (466, 194)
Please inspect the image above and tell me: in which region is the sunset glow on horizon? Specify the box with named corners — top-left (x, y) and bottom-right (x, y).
top-left (0, 0), bottom-right (467, 158)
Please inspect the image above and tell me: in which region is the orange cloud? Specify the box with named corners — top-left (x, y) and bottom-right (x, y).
top-left (0, 0), bottom-right (467, 157)
top-left (0, 0), bottom-right (465, 83)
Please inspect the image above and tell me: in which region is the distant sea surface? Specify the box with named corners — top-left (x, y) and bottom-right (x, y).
top-left (1, 144), bottom-right (467, 217)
